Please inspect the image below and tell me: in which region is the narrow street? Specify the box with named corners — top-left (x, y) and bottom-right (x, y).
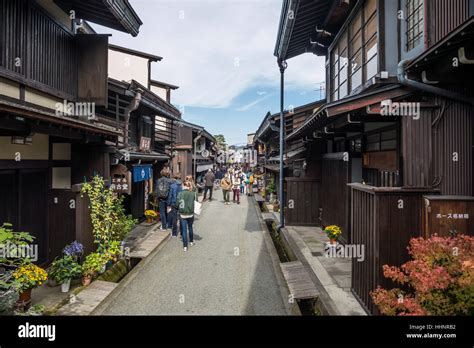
top-left (98, 193), bottom-right (288, 315)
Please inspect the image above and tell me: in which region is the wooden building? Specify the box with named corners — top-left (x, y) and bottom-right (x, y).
top-left (274, 0), bottom-right (474, 314)
top-left (171, 122), bottom-right (216, 180)
top-left (0, 0), bottom-right (142, 262)
top-left (103, 44), bottom-right (184, 219)
top-left (252, 101), bottom-right (324, 223)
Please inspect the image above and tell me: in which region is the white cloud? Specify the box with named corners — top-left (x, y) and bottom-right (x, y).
top-left (236, 94), bottom-right (272, 112)
top-left (96, 0), bottom-right (326, 108)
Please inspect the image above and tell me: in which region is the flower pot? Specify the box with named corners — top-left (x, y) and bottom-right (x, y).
top-left (330, 238), bottom-right (337, 245)
top-left (61, 278), bottom-right (71, 293)
top-left (146, 218), bottom-right (152, 224)
top-left (82, 275), bottom-right (92, 286)
top-left (18, 288), bottom-right (32, 303)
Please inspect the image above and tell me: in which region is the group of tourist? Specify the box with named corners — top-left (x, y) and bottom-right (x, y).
top-left (154, 166), bottom-right (260, 251)
top-left (219, 165), bottom-right (255, 205)
top-left (155, 169), bottom-right (197, 252)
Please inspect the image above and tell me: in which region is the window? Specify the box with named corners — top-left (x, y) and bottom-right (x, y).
top-left (330, 47), bottom-right (339, 101)
top-left (350, 137), bottom-right (362, 153)
top-left (365, 129), bottom-right (397, 152)
top-left (349, 12), bottom-right (363, 92)
top-left (338, 31), bottom-right (349, 99)
top-left (141, 116), bottom-right (153, 139)
top-left (406, 0), bottom-right (424, 51)
top-left (330, 0), bottom-right (378, 100)
top-left (363, 6), bottom-right (378, 81)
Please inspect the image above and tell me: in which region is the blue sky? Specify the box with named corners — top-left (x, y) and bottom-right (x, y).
top-left (94, 0), bottom-right (326, 145)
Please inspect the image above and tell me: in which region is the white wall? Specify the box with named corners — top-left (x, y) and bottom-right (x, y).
top-left (150, 85), bottom-right (168, 101)
top-left (0, 134), bottom-right (49, 160)
top-left (108, 49), bottom-right (149, 87)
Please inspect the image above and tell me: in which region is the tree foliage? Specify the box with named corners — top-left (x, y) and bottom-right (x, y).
top-left (371, 234), bottom-right (474, 316)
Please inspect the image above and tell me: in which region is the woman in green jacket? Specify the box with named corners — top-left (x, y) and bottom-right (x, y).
top-left (177, 182), bottom-right (196, 251)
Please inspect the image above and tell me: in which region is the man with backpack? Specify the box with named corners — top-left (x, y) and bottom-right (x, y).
top-left (167, 172), bottom-right (182, 237)
top-left (156, 169), bottom-right (171, 231)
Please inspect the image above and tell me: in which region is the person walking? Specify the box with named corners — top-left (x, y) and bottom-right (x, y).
top-left (202, 169), bottom-right (215, 202)
top-left (185, 175), bottom-right (198, 193)
top-left (167, 173), bottom-right (182, 238)
top-left (240, 171), bottom-right (246, 194)
top-left (232, 173), bottom-right (241, 204)
top-left (156, 169), bottom-right (171, 231)
top-left (177, 182), bottom-right (196, 252)
top-left (220, 174), bottom-right (232, 205)
top-left (248, 172), bottom-right (255, 196)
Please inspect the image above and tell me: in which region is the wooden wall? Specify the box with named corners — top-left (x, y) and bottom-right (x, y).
top-left (48, 190), bottom-right (76, 261)
top-left (350, 184), bottom-right (429, 314)
top-left (285, 177), bottom-right (320, 226)
top-left (402, 99), bottom-right (473, 196)
top-left (321, 154), bottom-right (350, 242)
top-left (0, 0), bottom-right (77, 99)
top-left (427, 0), bottom-right (470, 47)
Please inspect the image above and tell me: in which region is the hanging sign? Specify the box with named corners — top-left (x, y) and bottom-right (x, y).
top-left (132, 165), bottom-right (152, 183)
top-left (110, 164), bottom-right (132, 194)
top-left (140, 137), bottom-right (151, 151)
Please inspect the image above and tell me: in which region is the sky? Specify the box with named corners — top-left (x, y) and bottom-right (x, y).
top-left (94, 0), bottom-right (326, 145)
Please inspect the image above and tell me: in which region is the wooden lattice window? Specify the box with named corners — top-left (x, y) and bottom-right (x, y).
top-left (406, 0), bottom-right (424, 51)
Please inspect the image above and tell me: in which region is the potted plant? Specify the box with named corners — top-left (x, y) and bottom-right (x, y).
top-left (324, 225), bottom-right (342, 244)
top-left (81, 252), bottom-right (107, 286)
top-left (105, 240), bottom-right (122, 264)
top-left (266, 181), bottom-right (276, 203)
top-left (48, 255), bottom-right (82, 293)
top-left (0, 223), bottom-right (35, 268)
top-left (62, 241), bottom-right (84, 262)
top-left (11, 262), bottom-right (48, 304)
top-left (144, 210), bottom-right (157, 224)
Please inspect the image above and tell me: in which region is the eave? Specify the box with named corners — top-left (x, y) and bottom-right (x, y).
top-left (274, 0), bottom-right (355, 61)
top-left (54, 0), bottom-right (143, 37)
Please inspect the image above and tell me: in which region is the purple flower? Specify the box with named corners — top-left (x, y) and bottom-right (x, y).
top-left (63, 241), bottom-right (84, 257)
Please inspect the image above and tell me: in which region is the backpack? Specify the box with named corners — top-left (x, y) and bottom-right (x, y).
top-left (157, 178), bottom-right (170, 198)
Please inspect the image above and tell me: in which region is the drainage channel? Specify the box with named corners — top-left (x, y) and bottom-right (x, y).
top-left (264, 221), bottom-right (320, 316)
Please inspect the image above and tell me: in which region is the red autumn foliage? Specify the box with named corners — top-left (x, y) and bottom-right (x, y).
top-left (371, 234), bottom-right (474, 316)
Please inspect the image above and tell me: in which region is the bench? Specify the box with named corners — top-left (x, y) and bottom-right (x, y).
top-left (280, 261), bottom-right (319, 300)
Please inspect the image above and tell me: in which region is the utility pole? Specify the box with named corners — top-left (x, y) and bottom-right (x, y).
top-left (277, 59), bottom-right (287, 230)
top-left (194, 132), bottom-right (203, 184)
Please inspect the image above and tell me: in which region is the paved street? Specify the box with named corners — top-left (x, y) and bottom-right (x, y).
top-left (99, 192), bottom-right (288, 315)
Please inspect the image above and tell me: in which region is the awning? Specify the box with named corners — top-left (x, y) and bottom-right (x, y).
top-left (407, 17), bottom-right (474, 72)
top-left (132, 165), bottom-right (152, 183)
top-left (264, 164), bottom-right (288, 172)
top-left (197, 164), bottom-right (214, 172)
top-left (0, 96), bottom-right (120, 139)
top-left (117, 149), bottom-right (169, 162)
top-left (54, 0), bottom-right (142, 37)
top-left (286, 85), bottom-right (412, 141)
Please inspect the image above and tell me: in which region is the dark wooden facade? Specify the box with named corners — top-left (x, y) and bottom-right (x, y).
top-left (0, 0), bottom-right (142, 263)
top-left (274, 0), bottom-right (474, 314)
